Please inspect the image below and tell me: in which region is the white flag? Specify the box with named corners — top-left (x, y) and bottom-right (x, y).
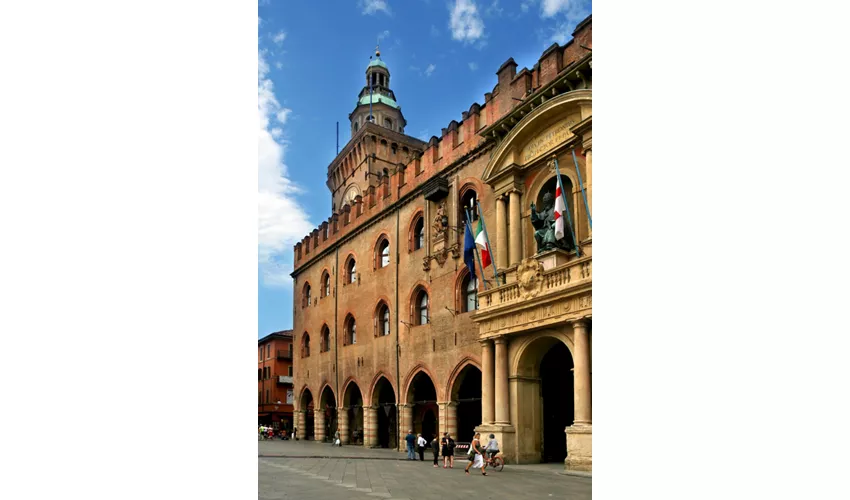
top-left (554, 179), bottom-right (565, 240)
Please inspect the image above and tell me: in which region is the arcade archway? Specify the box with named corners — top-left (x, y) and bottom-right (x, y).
top-left (406, 371), bottom-right (439, 442)
top-left (320, 385), bottom-right (337, 443)
top-left (299, 388), bottom-right (315, 441)
top-left (372, 376), bottom-right (397, 449)
top-left (450, 364), bottom-right (482, 443)
top-left (343, 382), bottom-right (364, 445)
top-left (515, 335), bottom-right (574, 463)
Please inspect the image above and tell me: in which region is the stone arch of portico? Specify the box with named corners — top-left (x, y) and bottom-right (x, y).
top-left (445, 357), bottom-right (481, 400)
top-left (318, 383), bottom-right (336, 409)
top-left (297, 385), bottom-right (314, 411)
top-left (366, 371), bottom-right (397, 406)
top-left (511, 327), bottom-right (575, 377)
top-left (510, 327), bottom-right (578, 464)
top-left (401, 364), bottom-right (442, 403)
top-left (341, 376), bottom-right (363, 406)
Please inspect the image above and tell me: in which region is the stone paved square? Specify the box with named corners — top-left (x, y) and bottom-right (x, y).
top-left (259, 440), bottom-right (591, 500)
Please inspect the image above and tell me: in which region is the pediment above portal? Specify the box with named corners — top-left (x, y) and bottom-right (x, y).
top-left (482, 90), bottom-right (592, 186)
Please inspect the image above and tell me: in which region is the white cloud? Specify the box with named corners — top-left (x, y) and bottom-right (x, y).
top-left (361, 0), bottom-right (391, 15)
top-left (541, 0), bottom-right (568, 17)
top-left (430, 25), bottom-right (440, 37)
top-left (275, 61), bottom-right (282, 70)
top-left (258, 49), bottom-right (314, 287)
top-left (425, 63), bottom-right (436, 77)
top-left (485, 0), bottom-right (503, 16)
top-left (378, 30), bottom-right (390, 43)
top-left (521, 1), bottom-right (532, 13)
top-left (272, 31), bottom-right (286, 45)
top-left (541, 0), bottom-right (587, 22)
top-left (468, 62), bottom-right (478, 71)
top-left (449, 0), bottom-right (485, 42)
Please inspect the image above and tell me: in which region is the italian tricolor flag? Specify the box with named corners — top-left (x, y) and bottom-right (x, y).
top-left (474, 219), bottom-right (491, 268)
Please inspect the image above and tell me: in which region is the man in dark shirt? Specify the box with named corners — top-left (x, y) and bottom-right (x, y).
top-left (405, 430), bottom-right (416, 460)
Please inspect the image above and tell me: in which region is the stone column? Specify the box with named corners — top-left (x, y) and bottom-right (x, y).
top-left (495, 195), bottom-right (508, 271)
top-left (480, 339), bottom-right (495, 424)
top-left (314, 408), bottom-right (326, 442)
top-left (400, 403), bottom-right (414, 435)
top-left (294, 410), bottom-right (305, 440)
top-left (364, 405), bottom-right (378, 447)
top-left (338, 406), bottom-right (350, 444)
top-left (445, 401), bottom-right (458, 440)
top-left (494, 336), bottom-right (510, 425)
top-left (509, 190), bottom-right (522, 265)
top-left (573, 319), bottom-right (592, 425)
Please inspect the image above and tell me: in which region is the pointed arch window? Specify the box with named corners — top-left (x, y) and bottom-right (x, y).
top-left (344, 315), bottom-right (357, 345)
top-left (461, 274), bottom-right (478, 312)
top-left (322, 272), bottom-right (331, 297)
top-left (302, 333), bottom-right (311, 358)
top-left (375, 302), bottom-right (391, 337)
top-left (413, 289), bottom-right (429, 326)
top-left (321, 325), bottom-right (330, 353)
top-left (345, 257), bottom-right (357, 284)
top-left (376, 238), bottom-right (390, 269)
top-left (414, 216), bottom-right (425, 250)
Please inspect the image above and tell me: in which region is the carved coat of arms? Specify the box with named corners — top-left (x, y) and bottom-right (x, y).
top-left (517, 258), bottom-right (545, 299)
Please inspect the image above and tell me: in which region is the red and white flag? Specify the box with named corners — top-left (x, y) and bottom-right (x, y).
top-left (554, 179), bottom-right (565, 240)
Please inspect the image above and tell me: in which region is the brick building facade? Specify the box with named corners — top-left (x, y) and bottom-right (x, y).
top-left (292, 16), bottom-right (592, 470)
top-left (258, 330), bottom-right (294, 433)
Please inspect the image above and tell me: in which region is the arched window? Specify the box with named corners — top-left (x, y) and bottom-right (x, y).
top-left (384, 117), bottom-right (393, 129)
top-left (345, 315), bottom-right (357, 345)
top-left (353, 121), bottom-right (359, 133)
top-left (413, 216), bottom-right (425, 251)
top-left (302, 283), bottom-right (311, 308)
top-left (460, 189), bottom-right (479, 222)
top-left (376, 238), bottom-right (390, 268)
top-left (461, 273), bottom-right (478, 312)
top-left (302, 333), bottom-right (311, 358)
top-left (375, 302), bottom-right (390, 337)
top-left (414, 289), bottom-right (429, 325)
top-left (321, 325), bottom-right (330, 353)
top-left (322, 272), bottom-right (331, 297)
top-left (346, 257), bottom-right (357, 284)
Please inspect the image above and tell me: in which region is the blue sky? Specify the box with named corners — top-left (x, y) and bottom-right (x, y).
top-left (258, 0), bottom-right (591, 337)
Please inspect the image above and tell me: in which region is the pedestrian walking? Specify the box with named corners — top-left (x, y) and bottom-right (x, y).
top-left (417, 433), bottom-right (427, 461)
top-left (293, 427), bottom-right (298, 441)
top-left (334, 430), bottom-right (341, 446)
top-left (464, 432), bottom-right (487, 476)
top-left (441, 433), bottom-right (455, 469)
top-left (431, 436), bottom-right (440, 467)
top-left (405, 430), bottom-right (416, 460)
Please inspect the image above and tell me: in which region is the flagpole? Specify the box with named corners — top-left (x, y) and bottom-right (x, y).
top-left (553, 157), bottom-right (581, 257)
top-left (475, 200), bottom-right (501, 287)
top-left (464, 208), bottom-right (488, 290)
top-left (571, 149), bottom-right (592, 230)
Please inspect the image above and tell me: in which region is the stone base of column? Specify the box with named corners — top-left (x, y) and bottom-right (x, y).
top-left (564, 424), bottom-right (592, 472)
top-left (475, 423), bottom-right (515, 464)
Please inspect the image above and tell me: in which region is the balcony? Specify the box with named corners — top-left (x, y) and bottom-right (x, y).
top-left (277, 375), bottom-right (294, 385)
top-left (472, 254), bottom-right (592, 338)
top-left (276, 350), bottom-right (292, 360)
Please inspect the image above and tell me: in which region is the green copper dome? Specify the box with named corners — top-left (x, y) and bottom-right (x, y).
top-left (359, 94), bottom-right (399, 109)
top-left (368, 57), bottom-right (388, 70)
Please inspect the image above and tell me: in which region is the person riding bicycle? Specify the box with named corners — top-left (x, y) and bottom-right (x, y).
top-left (484, 434), bottom-right (500, 461)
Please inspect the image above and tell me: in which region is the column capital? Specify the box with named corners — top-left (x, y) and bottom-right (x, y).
top-left (294, 409), bottom-right (306, 415)
top-left (339, 406), bottom-right (350, 411)
top-left (478, 338), bottom-right (494, 347)
top-left (493, 335), bottom-right (508, 345)
top-left (571, 317), bottom-right (591, 329)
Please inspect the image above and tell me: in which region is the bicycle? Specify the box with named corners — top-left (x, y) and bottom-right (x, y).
top-left (484, 452), bottom-right (505, 472)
